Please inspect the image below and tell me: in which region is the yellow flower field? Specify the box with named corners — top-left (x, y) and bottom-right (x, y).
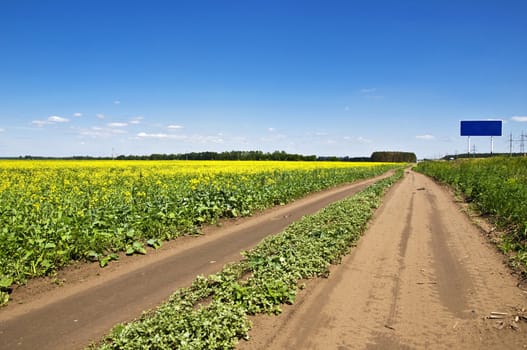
top-left (0, 160), bottom-right (398, 300)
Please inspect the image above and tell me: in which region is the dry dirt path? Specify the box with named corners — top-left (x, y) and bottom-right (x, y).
top-left (239, 170), bottom-right (527, 350)
top-left (0, 172), bottom-right (392, 350)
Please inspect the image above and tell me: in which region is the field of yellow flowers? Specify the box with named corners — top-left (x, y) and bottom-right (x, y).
top-left (0, 160), bottom-right (397, 304)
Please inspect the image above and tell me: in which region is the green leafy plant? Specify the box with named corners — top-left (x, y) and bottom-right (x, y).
top-left (0, 275), bottom-right (13, 307)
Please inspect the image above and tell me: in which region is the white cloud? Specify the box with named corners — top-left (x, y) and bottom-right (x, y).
top-left (511, 116), bottom-right (527, 122)
top-left (136, 132), bottom-right (187, 140)
top-left (113, 100), bottom-right (121, 105)
top-left (108, 122), bottom-right (128, 128)
top-left (48, 115), bottom-right (69, 123)
top-left (268, 127), bottom-right (275, 132)
top-left (168, 124), bottom-right (184, 130)
top-left (305, 131), bottom-right (329, 137)
top-left (416, 134), bottom-right (435, 140)
top-left (136, 132), bottom-right (224, 144)
top-left (360, 88), bottom-right (377, 93)
top-left (31, 115), bottom-right (70, 127)
top-left (73, 112), bottom-right (82, 117)
top-left (96, 113), bottom-right (105, 119)
top-left (79, 126), bottom-right (128, 138)
top-left (32, 120), bottom-right (49, 127)
top-left (130, 116), bottom-right (143, 125)
top-left (360, 88), bottom-right (383, 99)
top-left (138, 132), bottom-right (174, 139)
top-left (357, 136), bottom-right (372, 143)
top-left (0, 128), bottom-right (4, 132)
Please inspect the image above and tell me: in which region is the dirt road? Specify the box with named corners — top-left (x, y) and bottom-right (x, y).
top-left (0, 173), bottom-right (390, 350)
top-left (238, 171), bottom-right (527, 349)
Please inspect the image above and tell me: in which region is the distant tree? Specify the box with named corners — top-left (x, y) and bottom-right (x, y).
top-left (371, 151), bottom-right (416, 163)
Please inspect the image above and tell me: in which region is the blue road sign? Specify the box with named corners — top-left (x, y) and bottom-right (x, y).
top-left (460, 120), bottom-right (502, 136)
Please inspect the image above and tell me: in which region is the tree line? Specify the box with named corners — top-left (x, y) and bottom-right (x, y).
top-left (12, 150), bottom-right (416, 162)
top-left (116, 150), bottom-right (317, 161)
top-left (370, 151), bottom-right (417, 163)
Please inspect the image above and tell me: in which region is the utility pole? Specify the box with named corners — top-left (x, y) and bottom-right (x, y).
top-left (510, 133), bottom-right (513, 156)
top-left (521, 131), bottom-right (526, 156)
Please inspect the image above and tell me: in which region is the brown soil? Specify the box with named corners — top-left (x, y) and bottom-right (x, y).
top-left (0, 172), bottom-right (390, 350)
top-left (237, 170), bottom-right (527, 350)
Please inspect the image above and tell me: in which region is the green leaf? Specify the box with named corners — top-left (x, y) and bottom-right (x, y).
top-left (108, 253), bottom-right (119, 261)
top-left (0, 277), bottom-right (13, 289)
top-left (146, 238), bottom-right (162, 249)
top-left (99, 253), bottom-right (119, 268)
top-left (133, 241), bottom-right (146, 255)
top-left (0, 291), bottom-right (9, 307)
top-left (86, 250), bottom-right (99, 261)
top-left (99, 256), bottom-right (110, 268)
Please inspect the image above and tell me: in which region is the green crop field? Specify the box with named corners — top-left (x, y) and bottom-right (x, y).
top-left (0, 160), bottom-right (400, 306)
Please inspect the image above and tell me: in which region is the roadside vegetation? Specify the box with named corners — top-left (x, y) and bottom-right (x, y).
top-left (92, 170), bottom-right (403, 349)
top-left (0, 160), bottom-right (399, 306)
top-left (415, 157), bottom-right (527, 270)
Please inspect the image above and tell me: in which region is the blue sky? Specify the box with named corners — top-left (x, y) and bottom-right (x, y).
top-left (0, 1), bottom-right (526, 159)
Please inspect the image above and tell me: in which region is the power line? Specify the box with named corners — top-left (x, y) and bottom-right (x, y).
top-left (507, 131), bottom-right (526, 156)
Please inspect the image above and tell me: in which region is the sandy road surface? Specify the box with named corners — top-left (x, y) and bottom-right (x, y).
top-left (239, 171), bottom-right (527, 350)
top-left (0, 172), bottom-right (392, 350)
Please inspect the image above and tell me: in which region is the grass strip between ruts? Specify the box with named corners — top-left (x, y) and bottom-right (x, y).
top-left (93, 169), bottom-right (404, 350)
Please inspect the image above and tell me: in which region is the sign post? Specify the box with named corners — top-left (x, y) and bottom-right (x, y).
top-left (491, 136), bottom-right (494, 154)
top-left (460, 120), bottom-right (502, 155)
